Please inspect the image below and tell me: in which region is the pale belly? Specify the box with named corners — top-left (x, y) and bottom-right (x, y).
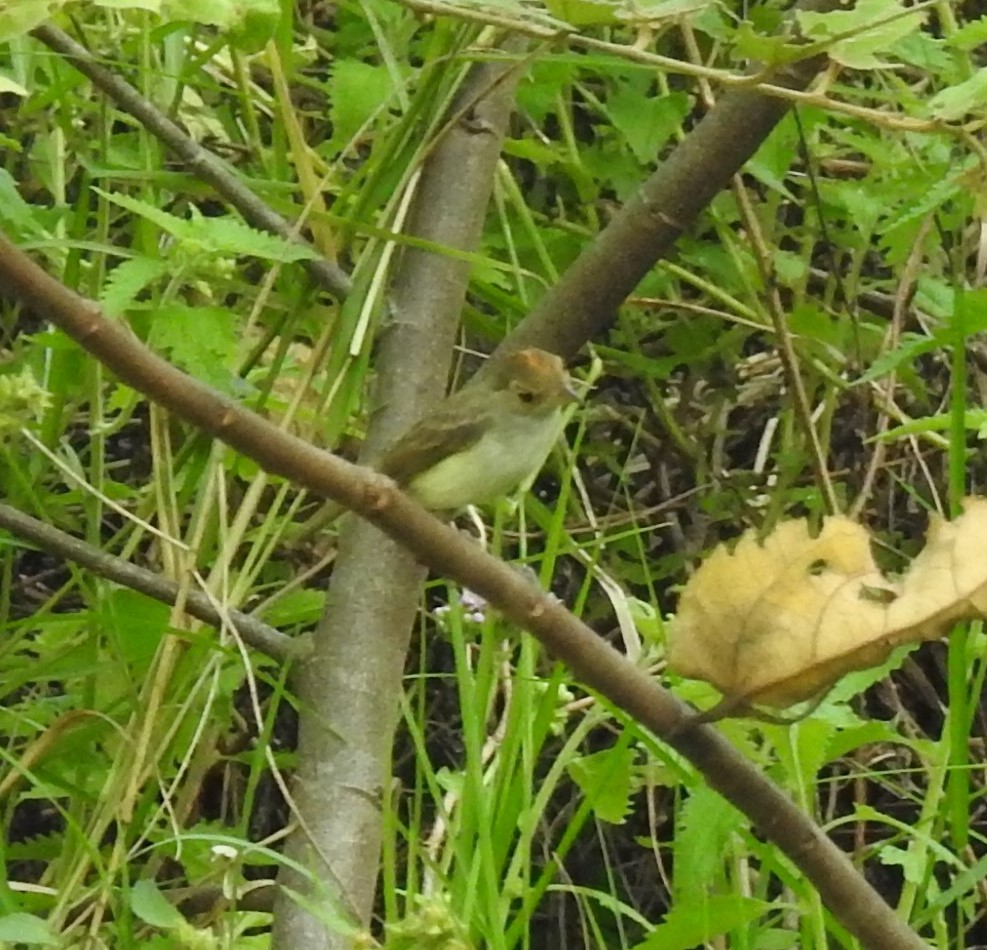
top-left (406, 410), bottom-right (562, 510)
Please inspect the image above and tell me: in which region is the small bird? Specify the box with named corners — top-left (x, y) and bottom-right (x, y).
top-left (379, 347), bottom-right (579, 511)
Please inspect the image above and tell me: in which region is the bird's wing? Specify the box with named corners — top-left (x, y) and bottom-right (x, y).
top-left (378, 401), bottom-right (492, 486)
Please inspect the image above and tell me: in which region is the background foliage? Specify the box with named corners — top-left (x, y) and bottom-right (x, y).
top-left (1, 0), bottom-right (987, 947)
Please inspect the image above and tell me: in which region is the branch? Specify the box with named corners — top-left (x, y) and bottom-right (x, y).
top-left (0, 502), bottom-right (300, 662)
top-left (486, 0), bottom-right (843, 372)
top-left (276, 36), bottom-right (531, 947)
top-left (0, 231), bottom-right (927, 950)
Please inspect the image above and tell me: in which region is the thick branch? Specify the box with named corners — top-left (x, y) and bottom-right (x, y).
top-left (0, 229), bottom-right (926, 950)
top-left (486, 0), bottom-right (842, 372)
top-left (271, 37), bottom-right (530, 948)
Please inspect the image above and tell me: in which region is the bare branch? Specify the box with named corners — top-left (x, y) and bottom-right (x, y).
top-left (0, 502), bottom-right (300, 662)
top-left (0, 228), bottom-right (927, 950)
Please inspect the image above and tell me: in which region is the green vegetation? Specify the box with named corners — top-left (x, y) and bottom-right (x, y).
top-left (1, 0), bottom-right (985, 947)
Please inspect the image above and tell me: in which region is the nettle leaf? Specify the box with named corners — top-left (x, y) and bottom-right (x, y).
top-left (95, 187), bottom-right (317, 263)
top-left (94, 187), bottom-right (192, 238)
top-left (150, 303), bottom-right (240, 390)
top-left (100, 257), bottom-right (170, 317)
top-left (632, 895), bottom-right (769, 950)
top-left (673, 784), bottom-right (747, 897)
top-left (328, 60), bottom-right (398, 151)
top-left (567, 747), bottom-right (636, 824)
top-left (798, 0), bottom-right (926, 70)
top-left (928, 68), bottom-right (987, 121)
top-left (184, 212), bottom-right (319, 263)
top-left (0, 168), bottom-right (48, 240)
top-left (607, 88), bottom-right (690, 165)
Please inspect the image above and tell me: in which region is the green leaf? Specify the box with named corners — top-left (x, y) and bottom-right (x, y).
top-left (877, 409), bottom-right (987, 440)
top-left (96, 0), bottom-right (160, 9)
top-left (260, 589), bottom-right (326, 626)
top-left (632, 896), bottom-right (769, 949)
top-left (877, 844), bottom-right (927, 885)
top-left (0, 1), bottom-right (67, 42)
top-left (856, 331), bottom-right (943, 383)
top-left (0, 168), bottom-right (48, 240)
top-left (928, 68), bottom-right (987, 121)
top-left (150, 303), bottom-right (240, 390)
top-left (328, 60), bottom-right (398, 151)
top-left (181, 212), bottom-right (319, 263)
top-left (100, 257), bottom-right (171, 317)
top-left (544, 0), bottom-right (619, 26)
top-left (131, 879), bottom-right (186, 930)
top-left (730, 22), bottom-right (804, 66)
top-left (607, 90), bottom-right (690, 165)
top-left (946, 16), bottom-right (987, 52)
top-left (94, 187), bottom-right (195, 238)
top-left (0, 913), bottom-right (58, 946)
top-left (674, 784), bottom-right (746, 898)
top-left (567, 747), bottom-right (636, 824)
top-left (798, 0), bottom-right (926, 70)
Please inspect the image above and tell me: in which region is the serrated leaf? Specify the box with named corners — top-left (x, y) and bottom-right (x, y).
top-left (674, 785), bottom-right (746, 897)
top-left (150, 303), bottom-right (240, 390)
top-left (0, 168), bottom-right (47, 240)
top-left (731, 21), bottom-right (803, 66)
top-left (93, 187), bottom-right (193, 238)
top-left (877, 842), bottom-right (927, 885)
top-left (567, 747), bottom-right (636, 824)
top-left (855, 331), bottom-right (943, 383)
top-left (131, 879), bottom-right (186, 930)
top-left (100, 257), bottom-right (171, 317)
top-left (608, 90), bottom-right (690, 164)
top-left (632, 895), bottom-right (768, 949)
top-left (946, 16), bottom-right (987, 52)
top-left (183, 212), bottom-right (318, 262)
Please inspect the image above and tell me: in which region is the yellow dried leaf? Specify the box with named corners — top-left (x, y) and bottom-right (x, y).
top-left (667, 498), bottom-right (987, 710)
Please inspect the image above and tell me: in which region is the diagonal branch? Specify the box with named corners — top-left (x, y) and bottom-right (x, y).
top-left (486, 0), bottom-right (843, 373)
top-left (0, 228), bottom-right (927, 950)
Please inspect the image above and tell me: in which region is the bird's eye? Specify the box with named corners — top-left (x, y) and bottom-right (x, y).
top-left (517, 390), bottom-right (535, 404)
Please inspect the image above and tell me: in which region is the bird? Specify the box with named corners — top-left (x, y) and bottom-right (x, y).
top-left (379, 347), bottom-right (579, 511)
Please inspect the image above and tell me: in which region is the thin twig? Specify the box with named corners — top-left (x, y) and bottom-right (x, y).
top-left (0, 502), bottom-right (302, 662)
top-left (732, 180), bottom-right (840, 514)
